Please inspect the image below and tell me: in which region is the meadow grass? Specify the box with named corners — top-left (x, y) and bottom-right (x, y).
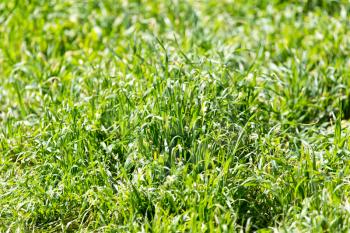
top-left (1, 0), bottom-right (350, 232)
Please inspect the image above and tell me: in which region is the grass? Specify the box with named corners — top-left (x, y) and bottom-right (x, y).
top-left (1, 0), bottom-right (350, 232)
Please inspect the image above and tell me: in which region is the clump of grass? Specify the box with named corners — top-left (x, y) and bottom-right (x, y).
top-left (1, 0), bottom-right (350, 232)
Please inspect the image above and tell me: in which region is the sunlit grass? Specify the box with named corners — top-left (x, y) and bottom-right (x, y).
top-left (1, 0), bottom-right (350, 232)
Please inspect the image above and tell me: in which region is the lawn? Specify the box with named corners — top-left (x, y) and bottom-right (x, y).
top-left (1, 0), bottom-right (350, 232)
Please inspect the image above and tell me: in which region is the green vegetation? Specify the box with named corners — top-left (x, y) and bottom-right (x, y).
top-left (1, 0), bottom-right (350, 232)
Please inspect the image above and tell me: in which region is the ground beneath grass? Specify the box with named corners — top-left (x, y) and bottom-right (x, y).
top-left (1, 0), bottom-right (350, 232)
